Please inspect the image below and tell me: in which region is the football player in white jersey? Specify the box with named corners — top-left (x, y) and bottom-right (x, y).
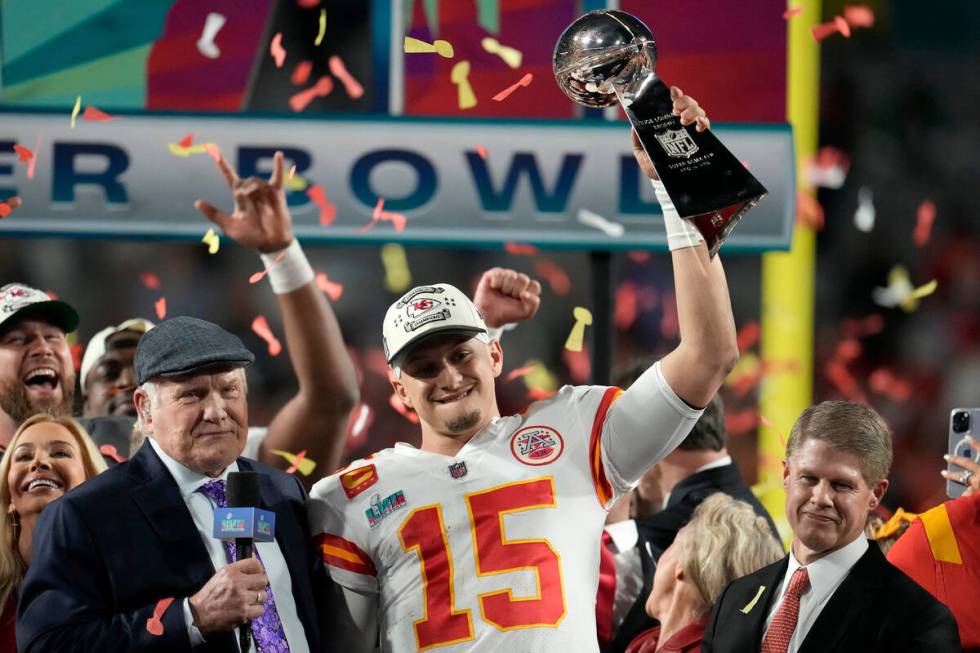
top-left (309, 88), bottom-right (737, 653)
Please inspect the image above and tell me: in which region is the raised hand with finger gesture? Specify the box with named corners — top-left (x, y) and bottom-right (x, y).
top-left (194, 151), bottom-right (293, 253)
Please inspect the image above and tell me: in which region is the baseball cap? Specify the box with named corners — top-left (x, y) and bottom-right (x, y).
top-left (80, 318), bottom-right (155, 392)
top-left (383, 283), bottom-right (488, 365)
top-left (134, 316), bottom-right (255, 385)
top-left (0, 283), bottom-right (79, 334)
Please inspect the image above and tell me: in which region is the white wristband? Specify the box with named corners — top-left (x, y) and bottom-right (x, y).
top-left (651, 178), bottom-right (703, 251)
top-left (484, 323), bottom-right (516, 342)
top-left (260, 239), bottom-right (314, 294)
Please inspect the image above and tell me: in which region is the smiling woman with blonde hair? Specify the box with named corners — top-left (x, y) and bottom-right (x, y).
top-left (0, 413), bottom-right (106, 648)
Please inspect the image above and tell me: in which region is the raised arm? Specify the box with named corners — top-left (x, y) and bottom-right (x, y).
top-left (195, 151), bottom-right (359, 485)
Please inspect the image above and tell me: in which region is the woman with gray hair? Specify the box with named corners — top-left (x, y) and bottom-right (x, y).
top-left (626, 492), bottom-right (783, 653)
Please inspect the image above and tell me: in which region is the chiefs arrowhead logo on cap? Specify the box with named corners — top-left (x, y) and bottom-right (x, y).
top-left (340, 464), bottom-right (379, 499)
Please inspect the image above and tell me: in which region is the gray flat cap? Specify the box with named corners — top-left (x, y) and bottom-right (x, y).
top-left (134, 316), bottom-right (255, 385)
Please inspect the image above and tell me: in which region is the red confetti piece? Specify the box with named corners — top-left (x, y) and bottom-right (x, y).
top-left (492, 73), bottom-right (533, 102)
top-left (726, 408), bottom-right (759, 437)
top-left (289, 75), bottom-right (333, 112)
top-left (504, 242), bottom-right (539, 256)
top-left (26, 135), bottom-right (40, 180)
top-left (297, 0), bottom-right (320, 7)
top-left (178, 134), bottom-right (194, 148)
top-left (728, 368), bottom-right (763, 397)
top-left (783, 6), bottom-right (804, 19)
top-left (614, 281), bottom-right (638, 331)
top-left (844, 4), bottom-right (875, 28)
top-left (99, 444), bottom-right (127, 463)
top-left (736, 321), bottom-right (761, 353)
top-left (356, 198), bottom-right (384, 235)
top-left (869, 368), bottom-right (912, 402)
top-left (329, 55), bottom-right (364, 99)
top-left (389, 392), bottom-right (419, 424)
top-left (291, 60), bottom-right (313, 86)
top-left (140, 272), bottom-right (160, 290)
top-left (146, 597), bottom-right (175, 636)
top-left (270, 32), bottom-right (286, 68)
top-left (834, 15), bottom-right (851, 37)
top-left (533, 259), bottom-right (571, 295)
top-left (315, 271), bottom-right (344, 301)
top-left (563, 347), bottom-right (590, 384)
top-left (305, 184), bottom-right (337, 226)
top-left (475, 145), bottom-right (488, 159)
top-left (627, 251), bottom-right (650, 264)
top-left (154, 297), bottom-right (167, 320)
top-left (505, 365), bottom-right (537, 382)
top-left (346, 403), bottom-right (373, 448)
top-left (249, 251), bottom-right (287, 285)
top-left (842, 313), bottom-right (884, 338)
top-left (913, 200), bottom-right (936, 247)
top-left (796, 190), bottom-right (825, 230)
top-left (811, 19), bottom-right (846, 42)
top-left (0, 200), bottom-right (17, 219)
top-left (251, 315), bottom-right (282, 356)
top-left (356, 197), bottom-right (406, 234)
top-left (286, 449), bottom-right (307, 474)
top-left (82, 105), bottom-right (117, 122)
top-left (13, 144), bottom-right (33, 163)
top-left (824, 359), bottom-right (866, 402)
top-left (834, 338), bottom-right (862, 362)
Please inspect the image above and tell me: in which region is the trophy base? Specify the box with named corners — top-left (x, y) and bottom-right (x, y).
top-left (616, 76), bottom-right (768, 257)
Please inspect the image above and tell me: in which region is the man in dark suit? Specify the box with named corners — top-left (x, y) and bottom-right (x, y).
top-left (605, 392), bottom-right (779, 652)
top-left (17, 316), bottom-right (323, 652)
top-left (703, 400), bottom-right (960, 652)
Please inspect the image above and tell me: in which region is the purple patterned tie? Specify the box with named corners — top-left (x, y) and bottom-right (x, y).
top-left (198, 480), bottom-right (291, 653)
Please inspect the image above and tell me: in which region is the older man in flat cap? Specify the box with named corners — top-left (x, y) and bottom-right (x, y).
top-left (17, 316), bottom-right (323, 653)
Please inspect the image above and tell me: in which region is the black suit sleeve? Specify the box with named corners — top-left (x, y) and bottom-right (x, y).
top-left (701, 579), bottom-right (732, 653)
top-left (899, 598), bottom-right (962, 652)
top-left (17, 498), bottom-right (191, 653)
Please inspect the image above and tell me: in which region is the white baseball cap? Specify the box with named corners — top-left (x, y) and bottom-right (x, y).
top-left (383, 284), bottom-right (488, 365)
top-left (80, 318), bottom-right (154, 392)
top-left (0, 283), bottom-right (79, 334)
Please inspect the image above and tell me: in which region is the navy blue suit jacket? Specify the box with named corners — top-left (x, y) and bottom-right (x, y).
top-left (17, 442), bottom-right (323, 652)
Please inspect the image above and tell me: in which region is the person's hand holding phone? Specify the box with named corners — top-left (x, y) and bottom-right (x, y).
top-left (944, 409), bottom-right (980, 497)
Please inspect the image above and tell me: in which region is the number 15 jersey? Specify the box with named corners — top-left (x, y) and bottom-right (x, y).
top-left (309, 363), bottom-right (701, 652)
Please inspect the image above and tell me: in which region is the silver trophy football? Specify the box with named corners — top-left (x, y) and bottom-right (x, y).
top-left (553, 10), bottom-right (767, 256)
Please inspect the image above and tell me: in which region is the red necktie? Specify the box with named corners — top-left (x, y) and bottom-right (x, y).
top-left (761, 566), bottom-right (810, 653)
top-left (596, 530), bottom-right (617, 648)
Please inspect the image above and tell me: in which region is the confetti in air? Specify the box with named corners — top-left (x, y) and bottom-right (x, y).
top-left (70, 96), bottom-right (81, 128)
top-left (13, 144), bottom-right (34, 163)
top-left (481, 37), bottom-right (522, 68)
top-left (564, 307), bottom-right (593, 352)
top-left (492, 73), bottom-right (533, 102)
top-left (451, 61), bottom-right (477, 110)
top-left (289, 76), bottom-right (333, 112)
top-left (82, 106), bottom-right (116, 122)
top-left (201, 228), bottom-right (220, 254)
top-left (504, 242), bottom-right (539, 256)
top-left (534, 259), bottom-right (571, 295)
top-left (315, 271), bottom-right (344, 301)
top-left (872, 265), bottom-right (938, 312)
top-left (403, 36), bottom-right (454, 58)
top-left (475, 145), bottom-right (488, 159)
top-left (146, 597), bottom-right (175, 636)
top-left (270, 32), bottom-right (287, 68)
top-left (913, 200), bottom-right (936, 247)
top-left (251, 315), bottom-right (283, 356)
top-left (306, 184), bottom-right (337, 226)
top-left (381, 243), bottom-right (411, 293)
top-left (291, 61), bottom-right (313, 86)
top-left (329, 55), bottom-right (364, 99)
top-left (843, 4), bottom-right (875, 28)
top-left (315, 9), bottom-right (327, 45)
top-left (99, 444), bottom-right (127, 464)
top-left (783, 6), bottom-right (803, 19)
top-left (154, 297), bottom-right (167, 320)
top-left (248, 251), bottom-right (287, 284)
top-left (197, 12), bottom-right (226, 59)
top-left (853, 186), bottom-right (875, 232)
top-left (577, 208), bottom-right (624, 237)
top-left (140, 272), bottom-right (161, 290)
top-left (271, 449), bottom-right (317, 475)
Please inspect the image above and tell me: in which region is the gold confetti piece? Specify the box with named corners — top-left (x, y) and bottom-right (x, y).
top-left (740, 585), bottom-right (766, 614)
top-left (521, 358), bottom-right (558, 393)
top-left (314, 9), bottom-right (326, 45)
top-left (481, 37), bottom-right (522, 68)
top-left (450, 61), bottom-right (477, 110)
top-left (284, 174), bottom-right (308, 191)
top-left (564, 306), bottom-right (593, 352)
top-left (70, 96), bottom-right (81, 129)
top-left (270, 449), bottom-right (317, 476)
top-left (403, 36), bottom-right (454, 58)
top-left (381, 243), bottom-right (411, 293)
top-left (201, 227), bottom-right (220, 254)
top-left (168, 142), bottom-right (219, 157)
top-left (872, 265), bottom-right (938, 312)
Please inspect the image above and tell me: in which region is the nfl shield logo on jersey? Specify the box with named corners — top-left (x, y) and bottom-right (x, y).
top-left (448, 461), bottom-right (468, 479)
top-left (655, 127), bottom-right (699, 159)
top-left (510, 426), bottom-right (565, 466)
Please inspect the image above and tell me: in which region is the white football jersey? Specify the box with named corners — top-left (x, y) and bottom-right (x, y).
top-left (309, 371), bottom-right (699, 652)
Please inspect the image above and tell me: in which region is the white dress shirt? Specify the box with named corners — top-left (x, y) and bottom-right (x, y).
top-left (604, 519), bottom-right (644, 628)
top-left (763, 533), bottom-right (869, 653)
top-left (148, 437), bottom-right (310, 652)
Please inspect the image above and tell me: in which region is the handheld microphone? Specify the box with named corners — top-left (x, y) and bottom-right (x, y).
top-left (215, 472), bottom-right (276, 653)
